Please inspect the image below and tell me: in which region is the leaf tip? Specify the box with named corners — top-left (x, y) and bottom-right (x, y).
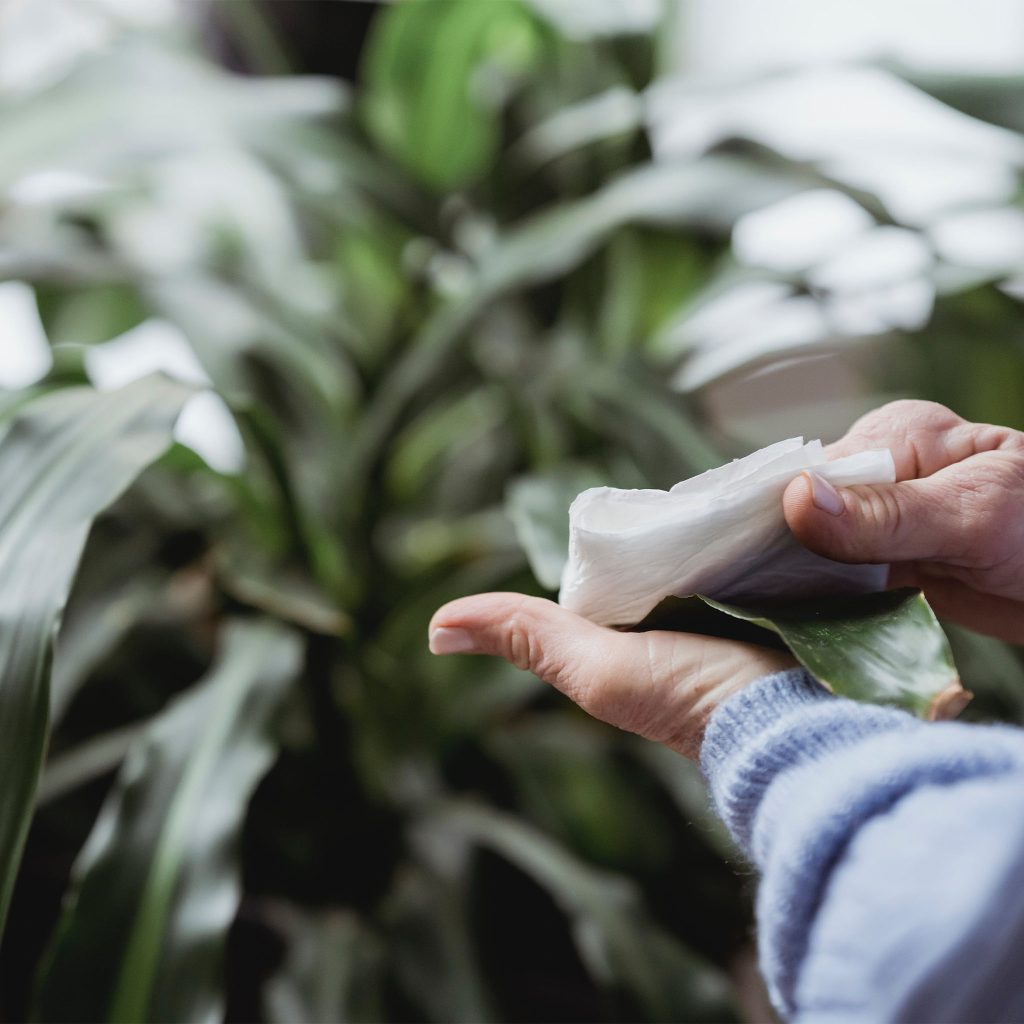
top-left (927, 680), bottom-right (972, 721)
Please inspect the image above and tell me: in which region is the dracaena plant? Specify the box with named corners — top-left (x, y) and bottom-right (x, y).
top-left (0, 2), bottom-right (1023, 1022)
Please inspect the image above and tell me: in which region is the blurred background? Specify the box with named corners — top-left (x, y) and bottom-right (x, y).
top-left (2, 1), bottom-right (1024, 1021)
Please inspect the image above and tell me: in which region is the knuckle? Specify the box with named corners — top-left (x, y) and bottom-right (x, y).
top-left (851, 400), bottom-right (960, 443)
top-left (855, 484), bottom-right (904, 540)
top-left (504, 601), bottom-right (566, 687)
top-left (504, 614), bottom-right (535, 673)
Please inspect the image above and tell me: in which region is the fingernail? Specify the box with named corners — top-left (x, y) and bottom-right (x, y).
top-left (805, 470), bottom-right (845, 516)
top-left (429, 627), bottom-right (478, 655)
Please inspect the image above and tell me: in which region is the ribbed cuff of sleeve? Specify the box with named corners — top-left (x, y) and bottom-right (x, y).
top-left (700, 669), bottom-right (915, 859)
top-left (700, 669), bottom-right (830, 781)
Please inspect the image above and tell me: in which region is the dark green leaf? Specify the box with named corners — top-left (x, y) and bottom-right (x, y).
top-left (428, 800), bottom-right (736, 1023)
top-left (384, 861), bottom-right (496, 1023)
top-left (264, 906), bottom-right (386, 1024)
top-left (215, 544), bottom-right (350, 636)
top-left (701, 589), bottom-right (967, 719)
top-left (52, 553), bottom-right (166, 722)
top-left (345, 158), bottom-right (792, 497)
top-left (36, 618), bottom-right (302, 1024)
top-left (0, 376), bottom-right (189, 938)
top-left (37, 722), bottom-right (146, 806)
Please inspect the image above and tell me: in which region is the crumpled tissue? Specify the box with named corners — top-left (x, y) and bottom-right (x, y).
top-left (559, 437), bottom-right (895, 626)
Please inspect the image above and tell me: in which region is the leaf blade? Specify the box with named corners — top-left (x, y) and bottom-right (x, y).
top-left (701, 588), bottom-right (966, 718)
top-left (0, 376), bottom-right (190, 937)
top-left (36, 618), bottom-right (303, 1024)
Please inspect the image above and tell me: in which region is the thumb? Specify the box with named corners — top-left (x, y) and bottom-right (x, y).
top-left (428, 592), bottom-right (797, 758)
top-left (783, 470), bottom-right (968, 565)
top-left (427, 592), bottom-right (641, 711)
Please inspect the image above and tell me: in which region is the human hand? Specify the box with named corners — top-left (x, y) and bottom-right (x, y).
top-left (428, 593), bottom-right (796, 759)
top-left (784, 400), bottom-right (1024, 643)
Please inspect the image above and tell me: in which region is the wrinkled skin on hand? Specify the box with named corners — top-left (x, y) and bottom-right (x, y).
top-left (428, 593), bottom-right (795, 759)
top-left (784, 399), bottom-right (1024, 644)
top-left (430, 400), bottom-right (1024, 760)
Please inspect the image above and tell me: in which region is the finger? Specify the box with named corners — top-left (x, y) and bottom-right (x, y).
top-left (823, 400), bottom-right (964, 476)
top-left (824, 399), bottom-right (1017, 479)
top-left (912, 577), bottom-right (1024, 645)
top-left (428, 592), bottom-right (654, 711)
top-left (783, 469), bottom-right (976, 565)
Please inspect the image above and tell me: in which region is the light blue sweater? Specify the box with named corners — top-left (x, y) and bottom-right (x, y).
top-left (701, 669), bottom-right (1024, 1023)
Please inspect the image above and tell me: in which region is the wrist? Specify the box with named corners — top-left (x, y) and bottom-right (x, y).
top-left (665, 644), bottom-right (799, 760)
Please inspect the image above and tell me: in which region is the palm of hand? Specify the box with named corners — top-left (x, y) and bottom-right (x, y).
top-left (429, 593), bottom-right (794, 759)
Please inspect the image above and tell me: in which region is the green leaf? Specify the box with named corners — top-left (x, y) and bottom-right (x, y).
top-left (0, 40), bottom-right (344, 193)
top-left (35, 282), bottom-right (148, 347)
top-left (346, 158), bottom-right (786, 500)
top-left (0, 376), bottom-right (189, 939)
top-left (384, 861), bottom-right (497, 1023)
top-left (505, 465), bottom-right (605, 590)
top-left (510, 86), bottom-right (642, 169)
top-left (362, 0), bottom-right (539, 189)
top-left (51, 542), bottom-right (167, 722)
top-left (214, 543), bottom-right (350, 636)
top-left (476, 158), bottom-right (804, 295)
top-left (37, 722), bottom-right (147, 807)
top-left (487, 714), bottom-right (674, 869)
top-left (36, 618), bottom-right (303, 1024)
top-left (428, 800), bottom-right (736, 1023)
top-left (629, 740), bottom-right (736, 860)
top-left (900, 66), bottom-right (1024, 134)
top-left (386, 387), bottom-right (509, 504)
top-left (701, 589), bottom-right (967, 719)
top-left (943, 622), bottom-right (1024, 724)
top-left (264, 906), bottom-right (386, 1024)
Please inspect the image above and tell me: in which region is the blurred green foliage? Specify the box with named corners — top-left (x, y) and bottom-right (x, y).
top-left (0, 2), bottom-right (1022, 1022)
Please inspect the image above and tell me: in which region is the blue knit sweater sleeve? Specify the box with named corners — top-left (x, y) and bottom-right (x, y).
top-left (700, 669), bottom-right (1024, 1023)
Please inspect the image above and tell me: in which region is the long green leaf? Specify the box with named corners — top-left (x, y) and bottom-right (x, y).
top-left (426, 800), bottom-right (735, 1023)
top-left (701, 589), bottom-right (968, 719)
top-left (346, 157), bottom-right (806, 496)
top-left (264, 906), bottom-right (386, 1024)
top-left (36, 618), bottom-right (302, 1024)
top-left (361, 0), bottom-right (539, 189)
top-left (0, 376), bottom-right (190, 937)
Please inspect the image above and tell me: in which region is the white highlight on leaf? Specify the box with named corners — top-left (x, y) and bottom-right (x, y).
top-left (811, 227), bottom-right (935, 335)
top-left (84, 320), bottom-right (210, 390)
top-left (84, 320), bottom-right (245, 474)
top-left (7, 170), bottom-right (111, 206)
top-left (732, 189), bottom-right (874, 273)
top-left (0, 281), bottom-right (53, 389)
top-left (559, 438), bottom-right (895, 627)
top-left (673, 292), bottom-right (828, 392)
top-left (527, 0), bottom-right (661, 39)
top-left (648, 67), bottom-right (1024, 224)
top-left (173, 391), bottom-right (246, 476)
top-left (930, 207), bottom-right (1024, 274)
top-left (809, 226), bottom-right (932, 292)
top-left (824, 278), bottom-right (935, 335)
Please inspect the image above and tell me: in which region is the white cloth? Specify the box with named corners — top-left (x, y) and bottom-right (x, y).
top-left (559, 438), bottom-right (895, 626)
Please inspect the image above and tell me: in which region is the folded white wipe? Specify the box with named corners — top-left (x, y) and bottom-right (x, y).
top-left (559, 438), bottom-right (896, 627)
